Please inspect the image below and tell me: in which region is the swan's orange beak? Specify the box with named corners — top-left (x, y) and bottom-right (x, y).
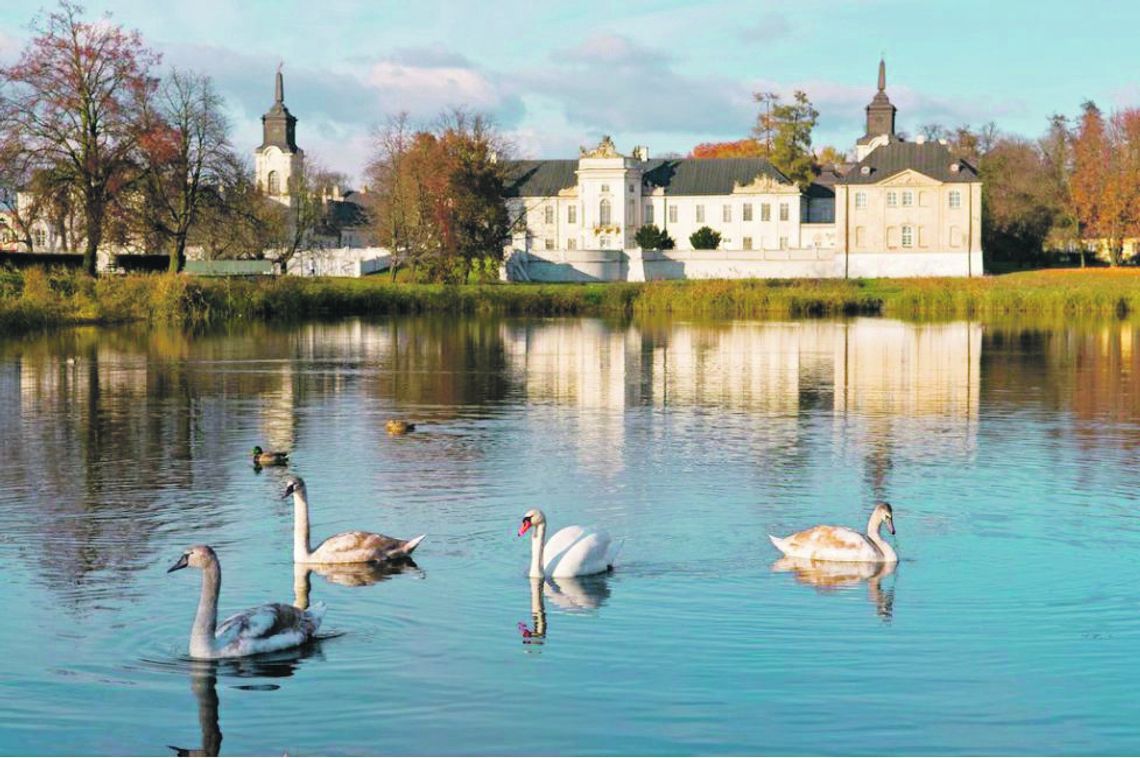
top-left (518, 517), bottom-right (532, 537)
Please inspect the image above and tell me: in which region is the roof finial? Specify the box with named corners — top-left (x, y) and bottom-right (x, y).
top-left (878, 56), bottom-right (886, 92)
top-left (275, 61), bottom-right (284, 104)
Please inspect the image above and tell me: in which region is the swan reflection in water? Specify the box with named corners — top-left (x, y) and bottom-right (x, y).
top-left (168, 643), bottom-right (323, 756)
top-left (519, 575), bottom-right (612, 645)
top-left (292, 559), bottom-right (421, 609)
top-left (771, 557), bottom-right (896, 621)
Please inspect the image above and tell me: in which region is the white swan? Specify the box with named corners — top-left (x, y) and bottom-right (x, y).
top-left (518, 508), bottom-right (618, 578)
top-left (167, 545), bottom-right (325, 659)
top-left (283, 476), bottom-right (425, 564)
top-left (769, 501), bottom-right (897, 563)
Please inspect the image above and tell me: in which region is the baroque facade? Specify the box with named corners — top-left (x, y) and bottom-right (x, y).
top-left (505, 60), bottom-right (983, 279)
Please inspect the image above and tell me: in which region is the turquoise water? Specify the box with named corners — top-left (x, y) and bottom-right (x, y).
top-left (1, 316), bottom-right (1139, 755)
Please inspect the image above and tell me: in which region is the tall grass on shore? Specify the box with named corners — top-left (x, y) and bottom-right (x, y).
top-left (4, 267), bottom-right (1140, 334)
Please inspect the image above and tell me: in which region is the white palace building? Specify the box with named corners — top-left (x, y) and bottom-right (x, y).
top-left (503, 61), bottom-right (982, 281)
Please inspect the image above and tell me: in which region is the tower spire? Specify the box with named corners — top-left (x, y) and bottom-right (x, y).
top-left (275, 62), bottom-right (284, 104)
top-left (878, 57), bottom-right (886, 92)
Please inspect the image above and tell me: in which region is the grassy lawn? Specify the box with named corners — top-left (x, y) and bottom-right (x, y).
top-left (4, 267), bottom-right (1140, 334)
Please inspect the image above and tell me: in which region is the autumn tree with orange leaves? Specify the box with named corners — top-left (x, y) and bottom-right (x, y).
top-left (367, 110), bottom-right (511, 283)
top-left (1071, 102), bottom-right (1140, 265)
top-left (0, 1), bottom-right (160, 275)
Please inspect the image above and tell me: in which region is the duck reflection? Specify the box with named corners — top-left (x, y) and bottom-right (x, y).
top-left (771, 557), bottom-right (896, 621)
top-left (519, 575), bottom-right (612, 645)
top-left (292, 560), bottom-right (420, 609)
top-left (168, 643), bottom-right (322, 756)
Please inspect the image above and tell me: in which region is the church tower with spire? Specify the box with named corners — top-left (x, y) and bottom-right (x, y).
top-left (855, 59), bottom-right (899, 160)
top-left (255, 66), bottom-right (304, 205)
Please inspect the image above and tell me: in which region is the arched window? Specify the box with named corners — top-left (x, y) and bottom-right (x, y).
top-left (599, 198), bottom-right (611, 226)
top-left (267, 170), bottom-right (280, 195)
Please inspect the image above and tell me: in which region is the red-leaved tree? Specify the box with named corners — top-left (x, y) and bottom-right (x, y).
top-left (0, 1), bottom-right (159, 274)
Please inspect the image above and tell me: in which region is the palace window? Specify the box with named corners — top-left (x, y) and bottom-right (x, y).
top-left (743, 236), bottom-right (753, 250)
top-left (761, 203), bottom-right (771, 222)
top-left (628, 184), bottom-right (634, 192)
top-left (567, 238), bottom-right (577, 250)
top-left (949, 190), bottom-right (962, 209)
top-left (599, 199), bottom-right (612, 225)
top-left (901, 191), bottom-right (914, 207)
top-left (568, 204), bottom-right (577, 223)
top-left (779, 236), bottom-right (788, 250)
top-left (696, 204), bottom-right (705, 223)
top-left (33, 227), bottom-right (46, 249)
top-left (668, 205), bottom-right (678, 224)
top-left (855, 192), bottom-right (867, 209)
top-left (645, 203), bottom-right (654, 223)
top-left (723, 205), bottom-right (732, 222)
top-left (743, 203), bottom-right (753, 221)
top-left (544, 238), bottom-right (555, 250)
top-left (901, 225), bottom-right (914, 247)
top-left (601, 184), bottom-right (609, 192)
top-left (599, 236), bottom-right (610, 249)
top-left (779, 202), bottom-right (789, 221)
top-left (544, 205), bottom-right (554, 224)
top-left (267, 170), bottom-right (280, 195)
top-left (886, 191), bottom-right (898, 208)
top-left (855, 226), bottom-right (866, 246)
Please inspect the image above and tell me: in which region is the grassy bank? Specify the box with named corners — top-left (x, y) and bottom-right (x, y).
top-left (4, 267), bottom-right (1140, 334)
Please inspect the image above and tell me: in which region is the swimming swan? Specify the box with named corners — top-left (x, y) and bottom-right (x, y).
top-left (167, 545), bottom-right (325, 659)
top-left (518, 508), bottom-right (618, 578)
top-left (283, 476), bottom-right (425, 564)
top-left (769, 502), bottom-right (897, 563)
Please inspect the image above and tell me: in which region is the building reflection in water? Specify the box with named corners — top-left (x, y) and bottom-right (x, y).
top-left (502, 318), bottom-right (982, 492)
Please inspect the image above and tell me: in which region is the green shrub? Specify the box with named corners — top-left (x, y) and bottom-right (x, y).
top-left (634, 224), bottom-right (675, 251)
top-left (689, 226), bottom-right (721, 250)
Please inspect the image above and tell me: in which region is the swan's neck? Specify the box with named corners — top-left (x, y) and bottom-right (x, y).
top-left (528, 522), bottom-right (547, 578)
top-left (191, 561), bottom-right (221, 655)
top-left (293, 490), bottom-right (313, 562)
top-left (866, 513), bottom-right (898, 563)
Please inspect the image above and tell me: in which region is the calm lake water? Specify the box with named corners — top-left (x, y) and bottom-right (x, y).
top-left (2, 314), bottom-right (1140, 755)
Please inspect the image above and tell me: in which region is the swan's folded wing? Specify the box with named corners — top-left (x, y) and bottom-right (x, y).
top-left (216, 603), bottom-right (312, 642)
top-left (317, 530), bottom-right (408, 557)
top-left (782, 525), bottom-right (876, 559)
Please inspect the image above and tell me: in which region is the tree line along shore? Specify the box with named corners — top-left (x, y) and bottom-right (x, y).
top-left (3, 268), bottom-right (1140, 335)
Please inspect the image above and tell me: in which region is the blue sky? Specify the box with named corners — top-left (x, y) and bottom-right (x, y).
top-left (1, 0), bottom-right (1137, 183)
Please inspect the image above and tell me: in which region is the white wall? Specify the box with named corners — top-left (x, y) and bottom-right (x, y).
top-left (504, 247), bottom-right (984, 282)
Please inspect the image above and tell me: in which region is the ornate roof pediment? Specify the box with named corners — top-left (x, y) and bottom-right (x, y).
top-left (878, 169), bottom-right (942, 187)
top-left (732, 173), bottom-right (799, 195)
top-left (580, 135), bottom-right (622, 159)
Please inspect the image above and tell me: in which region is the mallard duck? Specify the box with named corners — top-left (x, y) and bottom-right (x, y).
top-left (251, 446), bottom-right (288, 466)
top-left (769, 502), bottom-right (897, 563)
top-left (517, 508), bottom-right (619, 578)
top-left (282, 476), bottom-right (426, 564)
top-left (385, 420), bottom-right (415, 435)
top-left (167, 545), bottom-right (325, 659)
